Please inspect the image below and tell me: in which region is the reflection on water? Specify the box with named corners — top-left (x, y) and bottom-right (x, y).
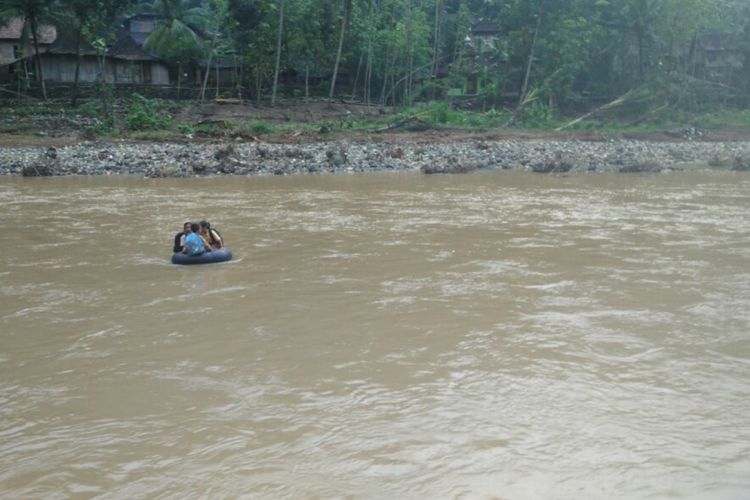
top-left (1, 172), bottom-right (749, 498)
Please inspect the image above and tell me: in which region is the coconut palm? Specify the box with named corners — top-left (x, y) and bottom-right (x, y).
top-left (142, 0), bottom-right (206, 98)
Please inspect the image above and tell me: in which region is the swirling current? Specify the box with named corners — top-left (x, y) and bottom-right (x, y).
top-left (1, 171), bottom-right (749, 499)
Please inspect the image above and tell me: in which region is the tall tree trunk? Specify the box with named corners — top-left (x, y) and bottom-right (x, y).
top-left (305, 64), bottom-right (309, 98)
top-left (380, 48), bottom-right (397, 106)
top-left (407, 46), bottom-right (414, 105)
top-left (350, 51), bottom-right (363, 100)
top-left (406, 9), bottom-right (414, 106)
top-left (201, 35), bottom-right (218, 104)
top-left (176, 62), bottom-right (183, 100)
top-left (235, 57), bottom-right (242, 100)
top-left (431, 0), bottom-right (442, 99)
top-left (255, 62), bottom-right (262, 105)
top-left (365, 39), bottom-right (373, 105)
top-left (71, 27), bottom-right (83, 107)
top-left (29, 16), bottom-right (47, 101)
top-left (18, 59), bottom-right (27, 97)
top-left (271, 0), bottom-right (285, 105)
top-left (637, 28), bottom-right (645, 82)
top-left (96, 50), bottom-right (113, 129)
top-left (329, 0), bottom-right (350, 98)
top-left (519, 9), bottom-right (542, 106)
top-left (200, 43), bottom-right (215, 103)
top-left (364, 2), bottom-right (374, 105)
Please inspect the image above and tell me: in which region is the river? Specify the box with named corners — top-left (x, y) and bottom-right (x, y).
top-left (1, 171), bottom-right (749, 499)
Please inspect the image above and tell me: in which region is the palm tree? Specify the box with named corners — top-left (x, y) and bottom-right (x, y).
top-left (142, 0), bottom-right (206, 99)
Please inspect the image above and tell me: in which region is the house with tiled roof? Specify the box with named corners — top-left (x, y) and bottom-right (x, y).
top-left (2, 13), bottom-right (232, 92)
top-left (0, 17), bottom-right (57, 65)
top-left (689, 32), bottom-right (743, 84)
top-left (1, 14), bottom-right (171, 87)
top-left (40, 25), bottom-right (170, 85)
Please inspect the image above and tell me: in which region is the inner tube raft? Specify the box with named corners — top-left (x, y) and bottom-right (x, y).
top-left (172, 248), bottom-right (233, 265)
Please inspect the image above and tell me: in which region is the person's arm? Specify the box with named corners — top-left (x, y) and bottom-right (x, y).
top-left (199, 234), bottom-right (212, 252)
top-left (210, 229), bottom-right (224, 248)
top-left (173, 233), bottom-right (183, 253)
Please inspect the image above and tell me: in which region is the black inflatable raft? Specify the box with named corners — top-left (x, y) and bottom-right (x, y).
top-left (171, 248), bottom-right (232, 265)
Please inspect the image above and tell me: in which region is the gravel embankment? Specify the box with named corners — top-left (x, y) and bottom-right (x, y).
top-left (2, 138), bottom-right (750, 176)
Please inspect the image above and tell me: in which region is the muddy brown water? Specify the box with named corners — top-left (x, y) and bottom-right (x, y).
top-left (1, 172), bottom-right (749, 499)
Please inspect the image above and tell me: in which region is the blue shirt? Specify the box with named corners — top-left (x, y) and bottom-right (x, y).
top-left (183, 232), bottom-right (204, 255)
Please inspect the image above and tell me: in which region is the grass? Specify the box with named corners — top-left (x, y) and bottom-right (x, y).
top-left (559, 106), bottom-right (750, 134)
top-left (1, 98), bottom-right (749, 140)
top-left (690, 109), bottom-right (750, 129)
top-left (243, 120), bottom-right (279, 135)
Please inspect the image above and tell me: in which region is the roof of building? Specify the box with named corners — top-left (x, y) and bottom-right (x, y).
top-left (698, 32), bottom-right (738, 51)
top-left (128, 31), bottom-right (149, 45)
top-left (46, 29), bottom-right (159, 62)
top-left (0, 17), bottom-right (57, 44)
top-left (471, 19), bottom-right (499, 36)
top-left (46, 32), bottom-right (99, 56)
top-left (110, 31), bottom-right (159, 61)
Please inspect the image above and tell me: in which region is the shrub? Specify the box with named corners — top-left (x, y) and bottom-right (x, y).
top-left (77, 101), bottom-right (102, 117)
top-left (178, 123), bottom-right (195, 134)
top-left (245, 120), bottom-right (278, 135)
top-left (518, 101), bottom-right (556, 128)
top-left (125, 94), bottom-right (173, 131)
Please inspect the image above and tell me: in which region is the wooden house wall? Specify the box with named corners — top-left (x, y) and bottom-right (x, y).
top-left (0, 42), bottom-right (16, 65)
top-left (40, 54), bottom-right (169, 85)
top-left (41, 54), bottom-right (98, 82)
top-left (150, 63), bottom-right (169, 85)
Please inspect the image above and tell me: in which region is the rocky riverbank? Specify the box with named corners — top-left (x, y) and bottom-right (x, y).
top-left (2, 137), bottom-right (750, 177)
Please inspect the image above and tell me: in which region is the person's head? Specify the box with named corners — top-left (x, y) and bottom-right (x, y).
top-left (183, 222), bottom-right (192, 232)
top-left (200, 220), bottom-right (210, 230)
top-left (191, 223), bottom-right (200, 233)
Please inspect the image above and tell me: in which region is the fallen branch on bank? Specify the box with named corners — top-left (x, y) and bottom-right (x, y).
top-left (371, 115), bottom-right (431, 133)
top-left (0, 87), bottom-right (41, 100)
top-left (555, 87), bottom-right (654, 131)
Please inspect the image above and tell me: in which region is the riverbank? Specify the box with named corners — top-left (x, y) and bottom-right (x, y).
top-left (2, 99), bottom-right (750, 176)
top-left (2, 133), bottom-right (750, 176)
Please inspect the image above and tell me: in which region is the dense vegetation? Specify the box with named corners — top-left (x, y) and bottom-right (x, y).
top-left (2, 0), bottom-right (750, 130)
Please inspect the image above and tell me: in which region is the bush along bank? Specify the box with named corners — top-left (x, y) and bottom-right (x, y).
top-left (3, 139), bottom-right (750, 177)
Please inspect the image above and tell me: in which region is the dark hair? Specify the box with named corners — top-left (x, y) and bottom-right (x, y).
top-left (200, 220), bottom-right (210, 229)
top-left (191, 223), bottom-right (200, 232)
top-left (183, 221), bottom-right (191, 227)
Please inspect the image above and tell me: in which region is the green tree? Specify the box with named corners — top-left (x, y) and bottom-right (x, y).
top-left (142, 0), bottom-right (206, 99)
top-left (226, 0), bottom-right (276, 103)
top-left (198, 0), bottom-right (231, 102)
top-left (286, 0), bottom-right (331, 98)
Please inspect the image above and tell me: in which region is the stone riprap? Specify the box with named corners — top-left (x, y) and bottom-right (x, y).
top-left (1, 139), bottom-right (750, 177)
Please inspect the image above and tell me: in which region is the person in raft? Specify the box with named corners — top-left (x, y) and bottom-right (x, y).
top-left (199, 220), bottom-right (224, 250)
top-left (182, 223), bottom-right (208, 256)
top-left (173, 221), bottom-right (192, 253)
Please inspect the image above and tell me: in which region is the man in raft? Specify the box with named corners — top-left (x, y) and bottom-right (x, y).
top-left (173, 221), bottom-right (192, 253)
